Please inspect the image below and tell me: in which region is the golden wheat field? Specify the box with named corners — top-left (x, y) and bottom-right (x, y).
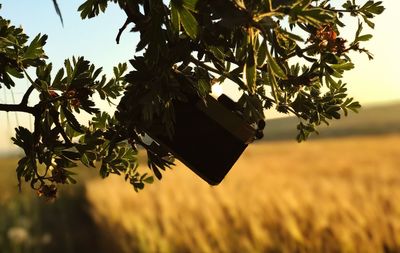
top-left (85, 134), bottom-right (400, 253)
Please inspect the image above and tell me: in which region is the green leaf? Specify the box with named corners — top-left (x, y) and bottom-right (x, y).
top-left (182, 0), bottom-right (198, 12)
top-left (356, 34), bottom-right (373, 42)
top-left (266, 49), bottom-right (287, 79)
top-left (62, 107), bottom-right (84, 133)
top-left (331, 62), bottom-right (354, 72)
top-left (362, 0), bottom-right (385, 15)
top-left (348, 101), bottom-right (361, 112)
top-left (179, 7), bottom-right (198, 39)
top-left (278, 29), bottom-right (304, 42)
top-left (362, 15), bottom-right (375, 28)
top-left (52, 68), bottom-right (64, 89)
top-left (81, 153), bottom-right (90, 167)
top-left (5, 66), bottom-right (23, 79)
top-left (209, 46), bottom-right (226, 60)
top-left (144, 176), bottom-right (154, 184)
top-left (52, 0), bottom-right (64, 26)
top-left (12, 127), bottom-right (34, 154)
top-left (300, 8), bottom-right (335, 26)
top-left (197, 79), bottom-right (211, 96)
top-left (257, 40), bottom-right (268, 67)
top-left (244, 50), bottom-right (257, 94)
top-left (62, 151), bottom-right (81, 161)
top-left (78, 0), bottom-right (108, 19)
top-left (170, 1), bottom-right (181, 32)
top-left (23, 34), bottom-right (47, 60)
top-left (267, 64), bottom-right (280, 103)
top-left (16, 157), bottom-right (29, 180)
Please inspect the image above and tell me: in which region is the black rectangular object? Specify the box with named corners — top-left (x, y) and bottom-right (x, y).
top-left (147, 95), bottom-right (255, 185)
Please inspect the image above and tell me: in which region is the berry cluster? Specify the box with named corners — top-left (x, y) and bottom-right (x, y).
top-left (308, 25), bottom-right (347, 54)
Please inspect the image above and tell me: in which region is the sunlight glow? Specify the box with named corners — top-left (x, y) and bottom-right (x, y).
top-left (211, 84), bottom-right (224, 98)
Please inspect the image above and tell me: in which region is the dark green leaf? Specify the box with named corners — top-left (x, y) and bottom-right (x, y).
top-left (170, 2), bottom-right (181, 32)
top-left (244, 52), bottom-right (256, 94)
top-left (179, 7), bottom-right (198, 39)
top-left (257, 40), bottom-right (268, 67)
top-left (356, 34), bottom-right (372, 42)
top-left (52, 0), bottom-right (64, 26)
top-left (62, 107), bottom-right (84, 133)
top-left (182, 0), bottom-right (198, 11)
top-left (266, 49), bottom-right (286, 79)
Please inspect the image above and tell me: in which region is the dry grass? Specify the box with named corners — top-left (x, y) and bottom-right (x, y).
top-left (85, 135), bottom-right (400, 253)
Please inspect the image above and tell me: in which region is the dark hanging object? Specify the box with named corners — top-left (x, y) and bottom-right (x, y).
top-left (117, 81), bottom-right (259, 185)
top-left (144, 94), bottom-right (256, 185)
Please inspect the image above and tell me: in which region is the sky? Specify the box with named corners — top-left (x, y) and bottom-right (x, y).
top-left (0, 0), bottom-right (399, 153)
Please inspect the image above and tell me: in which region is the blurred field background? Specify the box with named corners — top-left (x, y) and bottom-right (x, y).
top-left (1, 102), bottom-right (400, 253)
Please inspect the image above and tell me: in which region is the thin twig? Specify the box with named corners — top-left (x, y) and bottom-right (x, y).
top-left (116, 18), bottom-right (131, 44)
top-left (23, 69), bottom-right (43, 92)
top-left (189, 55), bottom-right (248, 90)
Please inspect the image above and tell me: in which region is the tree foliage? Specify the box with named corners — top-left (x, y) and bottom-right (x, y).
top-left (0, 0), bottom-right (384, 198)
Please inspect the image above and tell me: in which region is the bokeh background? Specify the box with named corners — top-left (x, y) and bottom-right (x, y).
top-left (0, 1), bottom-right (399, 252)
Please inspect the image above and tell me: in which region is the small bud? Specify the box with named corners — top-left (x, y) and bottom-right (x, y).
top-left (70, 98), bottom-right (81, 108)
top-left (48, 90), bottom-right (58, 98)
top-left (66, 89), bottom-right (76, 98)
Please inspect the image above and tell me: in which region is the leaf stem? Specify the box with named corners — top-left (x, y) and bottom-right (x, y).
top-left (23, 69), bottom-right (43, 93)
top-left (49, 108), bottom-right (73, 146)
top-left (189, 56), bottom-right (247, 90)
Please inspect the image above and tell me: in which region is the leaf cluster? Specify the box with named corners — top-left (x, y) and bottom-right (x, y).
top-left (0, 6), bottom-right (153, 196)
top-left (0, 0), bottom-right (385, 195)
top-left (0, 14), bottom-right (47, 89)
top-left (95, 0), bottom-right (383, 147)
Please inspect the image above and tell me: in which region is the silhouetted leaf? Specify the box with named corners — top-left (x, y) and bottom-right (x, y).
top-left (52, 0), bottom-right (64, 26)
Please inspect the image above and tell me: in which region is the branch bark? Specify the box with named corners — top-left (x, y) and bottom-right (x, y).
top-left (0, 103), bottom-right (35, 114)
top-left (116, 18), bottom-right (131, 44)
top-left (20, 85), bottom-right (35, 106)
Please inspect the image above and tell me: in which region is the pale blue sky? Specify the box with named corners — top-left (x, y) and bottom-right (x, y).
top-left (0, 0), bottom-right (139, 152)
top-left (1, 0), bottom-right (139, 74)
top-left (0, 1), bottom-right (399, 152)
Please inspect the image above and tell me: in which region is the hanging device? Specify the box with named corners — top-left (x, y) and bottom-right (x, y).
top-left (145, 94), bottom-right (256, 185)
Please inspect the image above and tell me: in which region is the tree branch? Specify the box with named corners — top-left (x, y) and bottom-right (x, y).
top-left (0, 103), bottom-right (35, 114)
top-left (116, 18), bottom-right (131, 44)
top-left (49, 108), bottom-right (73, 147)
top-left (20, 85), bottom-right (35, 106)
